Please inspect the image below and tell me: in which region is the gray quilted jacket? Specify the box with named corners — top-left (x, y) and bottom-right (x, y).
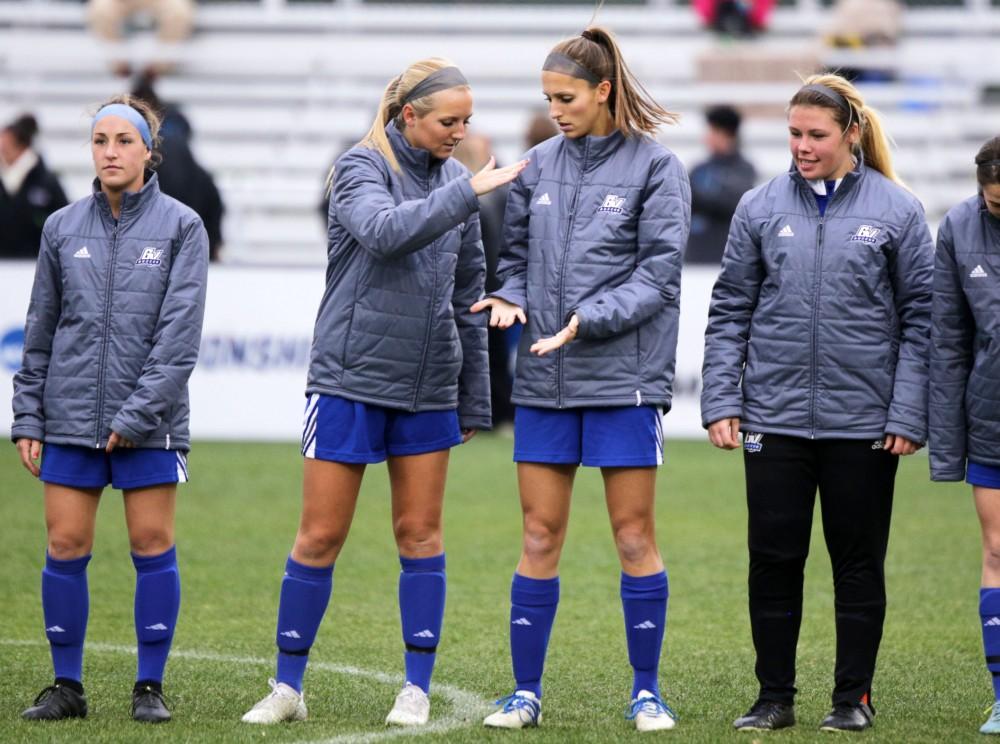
top-left (307, 123), bottom-right (490, 430)
top-left (929, 194), bottom-right (1000, 480)
top-left (12, 173), bottom-right (208, 450)
top-left (492, 130), bottom-right (689, 408)
top-left (701, 160), bottom-right (933, 441)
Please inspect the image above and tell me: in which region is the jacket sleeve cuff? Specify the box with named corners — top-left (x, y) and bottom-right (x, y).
top-left (701, 405), bottom-right (743, 429)
top-left (459, 413), bottom-right (492, 431)
top-left (11, 422), bottom-right (45, 443)
top-left (110, 417), bottom-right (147, 446)
top-left (488, 288), bottom-right (526, 310)
top-left (930, 469), bottom-right (966, 483)
top-left (884, 422), bottom-right (926, 445)
top-left (457, 178), bottom-right (480, 214)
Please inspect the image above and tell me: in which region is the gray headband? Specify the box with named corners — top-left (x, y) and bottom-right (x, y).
top-left (401, 66), bottom-right (469, 105)
top-left (542, 52), bottom-right (601, 85)
top-left (799, 83), bottom-right (855, 133)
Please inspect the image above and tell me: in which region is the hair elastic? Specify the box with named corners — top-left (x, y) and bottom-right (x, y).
top-left (92, 104), bottom-right (152, 149)
top-left (400, 66), bottom-right (469, 106)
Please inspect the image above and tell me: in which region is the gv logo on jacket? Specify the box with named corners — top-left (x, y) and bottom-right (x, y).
top-left (850, 224), bottom-right (882, 244)
top-left (135, 247), bottom-right (164, 266)
top-left (597, 194), bottom-right (626, 214)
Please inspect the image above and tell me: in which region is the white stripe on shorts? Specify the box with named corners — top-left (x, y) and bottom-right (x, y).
top-left (176, 452), bottom-right (189, 483)
top-left (655, 407), bottom-right (666, 466)
top-left (302, 393), bottom-right (320, 458)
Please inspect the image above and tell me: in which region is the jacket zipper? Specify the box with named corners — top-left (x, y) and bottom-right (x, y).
top-left (94, 215), bottom-right (122, 447)
top-left (412, 175), bottom-right (436, 411)
top-left (556, 141), bottom-right (588, 408)
top-left (809, 218), bottom-right (824, 439)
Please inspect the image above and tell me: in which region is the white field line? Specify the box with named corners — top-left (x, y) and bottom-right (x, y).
top-left (1, 638), bottom-right (492, 744)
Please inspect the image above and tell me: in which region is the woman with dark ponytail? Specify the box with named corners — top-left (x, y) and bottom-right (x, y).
top-left (474, 26), bottom-right (689, 732)
top-left (241, 57), bottom-right (526, 729)
top-left (702, 73), bottom-right (933, 732)
top-left (929, 135), bottom-right (1000, 735)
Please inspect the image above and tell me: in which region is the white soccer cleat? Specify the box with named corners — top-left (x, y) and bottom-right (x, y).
top-left (241, 678), bottom-right (307, 724)
top-left (483, 690), bottom-right (542, 729)
top-left (385, 682), bottom-right (430, 726)
top-left (628, 689), bottom-right (677, 732)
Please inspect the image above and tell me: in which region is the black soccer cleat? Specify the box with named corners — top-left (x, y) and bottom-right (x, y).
top-left (733, 700), bottom-right (796, 730)
top-left (22, 683), bottom-right (88, 721)
top-left (131, 683), bottom-right (171, 723)
top-left (819, 702), bottom-right (875, 732)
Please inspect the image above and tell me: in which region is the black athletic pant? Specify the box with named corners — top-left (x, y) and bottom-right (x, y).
top-left (743, 432), bottom-right (898, 707)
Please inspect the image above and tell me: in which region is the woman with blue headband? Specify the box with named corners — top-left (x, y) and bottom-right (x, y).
top-left (13, 94), bottom-right (209, 724)
top-left (929, 135), bottom-right (1000, 735)
top-left (701, 73), bottom-right (932, 732)
top-left (241, 57), bottom-right (526, 728)
top-left (473, 26), bottom-right (689, 732)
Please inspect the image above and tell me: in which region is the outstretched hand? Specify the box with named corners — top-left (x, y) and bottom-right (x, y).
top-left (530, 314), bottom-right (579, 356)
top-left (469, 157), bottom-right (530, 196)
top-left (470, 296), bottom-right (526, 329)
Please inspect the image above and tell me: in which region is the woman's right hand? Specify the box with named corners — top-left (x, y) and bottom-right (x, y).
top-left (470, 296), bottom-right (526, 328)
top-left (15, 438), bottom-right (43, 477)
top-left (469, 157), bottom-right (529, 196)
top-left (708, 418), bottom-right (741, 450)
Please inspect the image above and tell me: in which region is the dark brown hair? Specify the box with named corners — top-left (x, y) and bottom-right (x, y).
top-left (549, 26), bottom-right (678, 136)
top-left (975, 135), bottom-right (1000, 187)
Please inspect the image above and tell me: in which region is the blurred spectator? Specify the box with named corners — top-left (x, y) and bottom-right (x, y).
top-left (453, 132), bottom-right (514, 426)
top-left (0, 114), bottom-right (68, 259)
top-left (524, 109), bottom-right (559, 150)
top-left (686, 105), bottom-right (756, 265)
top-left (132, 74), bottom-right (226, 261)
top-left (824, 0), bottom-right (903, 82)
top-left (87, 0), bottom-right (195, 76)
top-left (694, 0), bottom-right (775, 37)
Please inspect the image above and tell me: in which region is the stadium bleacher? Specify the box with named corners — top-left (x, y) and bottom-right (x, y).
top-left (1, 0), bottom-right (998, 264)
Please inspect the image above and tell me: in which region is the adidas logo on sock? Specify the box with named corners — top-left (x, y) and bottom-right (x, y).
top-left (971, 264), bottom-right (988, 278)
top-left (280, 629), bottom-right (302, 639)
top-left (512, 617), bottom-right (533, 626)
top-left (778, 224), bottom-right (794, 237)
top-left (46, 625), bottom-right (66, 633)
top-left (144, 623), bottom-right (169, 631)
top-left (984, 617), bottom-right (1000, 627)
top-left (536, 192), bottom-right (551, 206)
top-left (633, 620), bottom-right (657, 630)
top-left (413, 629), bottom-right (435, 639)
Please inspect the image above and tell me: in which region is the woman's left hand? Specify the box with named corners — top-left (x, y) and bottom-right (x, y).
top-left (106, 431), bottom-right (135, 453)
top-left (461, 429), bottom-right (477, 444)
top-left (530, 314), bottom-right (580, 356)
top-left (884, 434), bottom-right (922, 456)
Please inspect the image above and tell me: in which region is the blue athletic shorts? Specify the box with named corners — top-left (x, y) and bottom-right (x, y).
top-left (301, 393), bottom-right (462, 464)
top-left (513, 405), bottom-right (666, 467)
top-left (968, 461), bottom-right (1000, 489)
top-left (39, 443), bottom-right (189, 490)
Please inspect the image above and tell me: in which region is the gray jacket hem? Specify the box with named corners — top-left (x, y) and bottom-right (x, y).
top-left (306, 384), bottom-right (465, 415)
top-left (740, 421), bottom-right (888, 441)
top-left (33, 433), bottom-right (189, 451)
top-left (511, 394), bottom-right (673, 409)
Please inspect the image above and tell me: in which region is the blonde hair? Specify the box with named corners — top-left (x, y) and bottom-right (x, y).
top-left (789, 73), bottom-right (901, 185)
top-left (92, 94), bottom-right (163, 167)
top-left (549, 26), bottom-right (678, 136)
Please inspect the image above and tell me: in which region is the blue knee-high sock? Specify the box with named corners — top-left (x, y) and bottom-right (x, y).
top-left (275, 556), bottom-right (333, 692)
top-left (981, 588), bottom-right (1000, 700)
top-left (510, 574), bottom-right (559, 698)
top-left (42, 553), bottom-right (91, 684)
top-left (133, 546), bottom-right (180, 685)
top-left (399, 553), bottom-right (446, 694)
top-left (621, 571), bottom-right (668, 699)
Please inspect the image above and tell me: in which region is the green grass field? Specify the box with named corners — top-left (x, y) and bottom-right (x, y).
top-left (0, 436), bottom-right (987, 742)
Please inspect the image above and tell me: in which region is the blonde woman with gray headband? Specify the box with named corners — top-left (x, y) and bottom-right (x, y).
top-left (241, 58), bottom-right (526, 728)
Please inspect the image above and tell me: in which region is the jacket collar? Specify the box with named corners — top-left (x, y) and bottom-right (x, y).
top-left (561, 129), bottom-right (626, 168)
top-left (789, 155), bottom-right (865, 208)
top-left (386, 121), bottom-right (444, 178)
top-left (92, 170), bottom-right (160, 220)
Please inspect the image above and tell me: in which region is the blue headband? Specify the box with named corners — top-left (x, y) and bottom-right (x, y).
top-left (92, 104), bottom-right (153, 149)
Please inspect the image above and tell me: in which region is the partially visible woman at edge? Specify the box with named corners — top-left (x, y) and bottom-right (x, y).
top-left (240, 58), bottom-right (526, 728)
top-left (929, 135), bottom-right (1000, 735)
top-left (701, 73), bottom-right (932, 733)
top-left (472, 26), bottom-right (690, 732)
